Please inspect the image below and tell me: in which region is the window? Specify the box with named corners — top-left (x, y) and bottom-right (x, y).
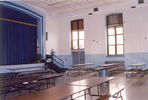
top-left (71, 19), bottom-right (84, 50)
top-left (107, 14), bottom-right (124, 56)
top-left (138, 0), bottom-right (144, 4)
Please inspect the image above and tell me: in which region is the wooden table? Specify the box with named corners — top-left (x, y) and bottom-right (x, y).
top-left (6, 76), bottom-right (115, 100)
top-left (0, 74), bottom-right (63, 88)
top-left (99, 63), bottom-right (118, 69)
top-left (94, 63), bottom-right (119, 76)
top-left (69, 63), bottom-right (94, 67)
top-left (0, 72), bottom-right (20, 80)
top-left (127, 63), bottom-right (147, 77)
top-left (7, 66), bottom-right (46, 72)
top-left (68, 63), bottom-right (94, 75)
top-left (7, 66), bottom-right (47, 78)
top-left (7, 84), bottom-right (89, 100)
top-left (66, 77), bottom-right (115, 96)
top-left (128, 63), bottom-right (146, 69)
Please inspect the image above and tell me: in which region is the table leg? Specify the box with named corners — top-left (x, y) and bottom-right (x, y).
top-left (84, 90), bottom-right (86, 100)
top-left (107, 81), bottom-right (109, 92)
top-left (70, 95), bottom-right (73, 100)
top-left (97, 84), bottom-right (100, 95)
top-left (53, 77), bottom-right (56, 86)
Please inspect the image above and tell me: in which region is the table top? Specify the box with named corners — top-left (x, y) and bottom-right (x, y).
top-left (7, 66), bottom-right (46, 71)
top-left (66, 77), bottom-right (115, 87)
top-left (7, 84), bottom-right (89, 100)
top-left (0, 72), bottom-right (20, 75)
top-left (99, 63), bottom-right (118, 67)
top-left (69, 63), bottom-right (94, 67)
top-left (0, 73), bottom-right (63, 87)
top-left (128, 63), bottom-right (147, 66)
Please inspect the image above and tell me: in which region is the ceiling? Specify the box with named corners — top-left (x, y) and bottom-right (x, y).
top-left (21, 0), bottom-right (129, 15)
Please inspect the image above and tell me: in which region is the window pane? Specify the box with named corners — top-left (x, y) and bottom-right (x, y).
top-left (117, 35), bottom-right (123, 44)
top-left (78, 20), bottom-right (84, 29)
top-left (72, 21), bottom-right (77, 30)
top-left (109, 46), bottom-right (115, 55)
top-left (72, 31), bottom-right (78, 40)
top-left (73, 41), bottom-right (78, 49)
top-left (116, 27), bottom-right (123, 34)
top-left (79, 40), bottom-right (84, 49)
top-left (79, 31), bottom-right (84, 39)
top-left (109, 36), bottom-right (115, 45)
top-left (117, 45), bottom-right (123, 54)
top-left (108, 28), bottom-right (115, 35)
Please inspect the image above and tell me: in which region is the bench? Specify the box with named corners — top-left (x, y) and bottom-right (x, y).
top-left (105, 61), bottom-right (125, 72)
top-left (126, 67), bottom-right (137, 77)
top-left (0, 72), bottom-right (19, 80)
top-left (23, 80), bottom-right (45, 92)
top-left (108, 68), bottom-right (117, 74)
top-left (96, 86), bottom-right (125, 100)
top-left (0, 85), bottom-right (22, 99)
top-left (117, 66), bottom-right (124, 72)
top-left (141, 67), bottom-right (148, 77)
top-left (94, 67), bottom-right (105, 76)
top-left (17, 70), bottom-right (43, 78)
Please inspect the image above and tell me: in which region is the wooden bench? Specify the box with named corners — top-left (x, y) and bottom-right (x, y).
top-left (96, 86), bottom-right (125, 100)
top-left (141, 67), bottom-right (148, 77)
top-left (108, 68), bottom-right (117, 74)
top-left (0, 85), bottom-right (21, 99)
top-left (23, 80), bottom-right (45, 92)
top-left (17, 70), bottom-right (43, 78)
top-left (117, 66), bottom-right (124, 72)
top-left (0, 72), bottom-right (19, 80)
top-left (94, 67), bottom-right (105, 76)
top-left (104, 61), bottom-right (125, 76)
top-left (105, 61), bottom-right (125, 72)
top-left (126, 67), bottom-right (137, 77)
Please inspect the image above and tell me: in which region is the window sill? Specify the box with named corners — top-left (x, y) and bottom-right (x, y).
top-left (106, 55), bottom-right (124, 58)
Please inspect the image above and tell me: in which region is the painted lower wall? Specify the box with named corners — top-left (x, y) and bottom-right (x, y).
top-left (58, 52), bottom-right (148, 69)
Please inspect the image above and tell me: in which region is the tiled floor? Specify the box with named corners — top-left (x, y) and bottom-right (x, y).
top-left (1, 71), bottom-right (148, 100)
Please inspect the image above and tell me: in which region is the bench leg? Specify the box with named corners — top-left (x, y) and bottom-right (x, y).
top-left (112, 91), bottom-right (123, 99)
top-left (4, 89), bottom-right (21, 99)
top-left (84, 90), bottom-right (86, 100)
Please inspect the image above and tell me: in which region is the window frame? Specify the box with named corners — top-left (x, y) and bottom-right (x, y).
top-left (71, 19), bottom-right (84, 50)
top-left (106, 14), bottom-right (124, 56)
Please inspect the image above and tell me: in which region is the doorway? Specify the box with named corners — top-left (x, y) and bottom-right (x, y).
top-left (72, 51), bottom-right (85, 65)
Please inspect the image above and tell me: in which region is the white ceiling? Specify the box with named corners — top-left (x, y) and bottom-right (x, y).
top-left (21, 0), bottom-right (129, 15)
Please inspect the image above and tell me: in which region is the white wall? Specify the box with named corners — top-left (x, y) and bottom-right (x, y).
top-left (25, 0), bottom-right (148, 68)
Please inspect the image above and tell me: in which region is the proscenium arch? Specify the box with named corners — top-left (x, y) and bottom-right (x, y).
top-left (0, 1), bottom-right (46, 59)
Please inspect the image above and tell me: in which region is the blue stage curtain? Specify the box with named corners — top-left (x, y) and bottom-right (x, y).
top-left (0, 6), bottom-right (37, 65)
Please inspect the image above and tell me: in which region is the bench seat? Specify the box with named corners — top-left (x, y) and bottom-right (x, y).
top-left (126, 67), bottom-right (134, 71)
top-left (142, 67), bottom-right (148, 71)
top-left (108, 68), bottom-right (117, 74)
top-left (108, 68), bottom-right (117, 71)
top-left (94, 67), bottom-right (105, 76)
top-left (96, 86), bottom-right (125, 100)
top-left (23, 81), bottom-right (45, 92)
top-left (0, 85), bottom-right (21, 98)
top-left (17, 70), bottom-right (43, 78)
top-left (139, 67), bottom-right (148, 77)
top-left (117, 66), bottom-right (124, 72)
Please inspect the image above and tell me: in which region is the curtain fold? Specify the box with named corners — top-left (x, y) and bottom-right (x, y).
top-left (0, 5), bottom-right (37, 65)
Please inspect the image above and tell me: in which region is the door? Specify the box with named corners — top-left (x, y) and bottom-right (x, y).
top-left (72, 51), bottom-right (85, 65)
